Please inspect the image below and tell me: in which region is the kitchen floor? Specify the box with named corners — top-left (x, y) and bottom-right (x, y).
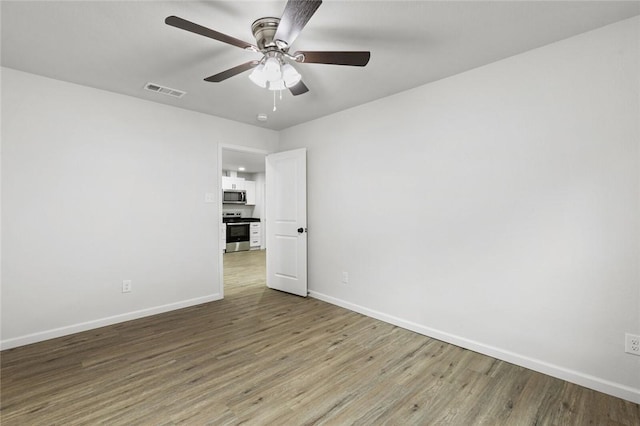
top-left (223, 249), bottom-right (266, 297)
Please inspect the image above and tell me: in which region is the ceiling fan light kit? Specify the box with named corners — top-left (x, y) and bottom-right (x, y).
top-left (249, 56), bottom-right (302, 91)
top-left (165, 0), bottom-right (370, 109)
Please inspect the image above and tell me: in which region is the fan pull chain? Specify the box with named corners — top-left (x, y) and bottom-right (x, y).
top-left (272, 89), bottom-right (284, 112)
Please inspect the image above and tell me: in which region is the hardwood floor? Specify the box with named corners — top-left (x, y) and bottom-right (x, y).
top-left (2, 249), bottom-right (639, 425)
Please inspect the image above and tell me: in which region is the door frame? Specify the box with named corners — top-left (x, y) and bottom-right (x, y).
top-left (218, 143), bottom-right (269, 299)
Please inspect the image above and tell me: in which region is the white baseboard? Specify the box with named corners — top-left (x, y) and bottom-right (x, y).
top-left (0, 293), bottom-right (222, 350)
top-left (309, 290), bottom-right (640, 404)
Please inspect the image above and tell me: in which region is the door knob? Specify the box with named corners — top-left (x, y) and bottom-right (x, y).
top-left (297, 227), bottom-right (304, 234)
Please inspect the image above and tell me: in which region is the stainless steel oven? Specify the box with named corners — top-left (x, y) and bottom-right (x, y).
top-left (225, 222), bottom-right (250, 252)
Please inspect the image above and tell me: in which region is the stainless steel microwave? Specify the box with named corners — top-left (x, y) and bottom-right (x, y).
top-left (223, 190), bottom-right (246, 204)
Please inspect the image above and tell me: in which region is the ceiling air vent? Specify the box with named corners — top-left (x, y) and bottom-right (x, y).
top-left (144, 82), bottom-right (186, 98)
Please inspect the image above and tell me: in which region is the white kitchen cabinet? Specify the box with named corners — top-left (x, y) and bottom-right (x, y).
top-left (245, 181), bottom-right (256, 205)
top-left (250, 222), bottom-right (261, 249)
top-left (222, 176), bottom-right (245, 190)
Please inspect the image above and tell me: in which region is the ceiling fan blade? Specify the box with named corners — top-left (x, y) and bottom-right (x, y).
top-left (295, 51), bottom-right (371, 66)
top-left (204, 61), bottom-right (260, 82)
top-left (289, 80), bottom-right (309, 96)
top-left (165, 16), bottom-right (257, 50)
top-left (274, 0), bottom-right (322, 47)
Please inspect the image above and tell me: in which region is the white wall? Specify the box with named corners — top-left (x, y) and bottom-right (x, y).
top-left (252, 172), bottom-right (267, 248)
top-left (1, 68), bottom-right (278, 348)
top-left (279, 17), bottom-right (640, 403)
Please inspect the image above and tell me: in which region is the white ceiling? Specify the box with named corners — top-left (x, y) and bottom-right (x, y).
top-left (2, 1), bottom-right (639, 131)
top-left (222, 148), bottom-right (267, 173)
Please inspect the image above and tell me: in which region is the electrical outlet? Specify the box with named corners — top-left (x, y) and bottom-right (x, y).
top-left (341, 272), bottom-right (349, 284)
top-left (204, 193), bottom-right (216, 203)
top-left (625, 333), bottom-right (640, 356)
top-left (122, 280), bottom-right (132, 293)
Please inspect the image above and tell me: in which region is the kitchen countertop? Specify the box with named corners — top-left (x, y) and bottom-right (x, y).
top-left (222, 217), bottom-right (261, 224)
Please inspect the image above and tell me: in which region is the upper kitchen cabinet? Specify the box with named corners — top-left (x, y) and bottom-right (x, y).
top-left (222, 176), bottom-right (245, 190)
top-left (245, 181), bottom-right (256, 205)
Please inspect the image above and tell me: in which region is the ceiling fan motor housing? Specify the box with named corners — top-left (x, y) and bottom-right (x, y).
top-left (251, 17), bottom-right (281, 50)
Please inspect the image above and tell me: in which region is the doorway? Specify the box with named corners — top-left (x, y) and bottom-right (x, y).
top-left (219, 145), bottom-right (268, 297)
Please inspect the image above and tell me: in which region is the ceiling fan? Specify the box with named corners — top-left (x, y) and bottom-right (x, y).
top-left (165, 0), bottom-right (370, 96)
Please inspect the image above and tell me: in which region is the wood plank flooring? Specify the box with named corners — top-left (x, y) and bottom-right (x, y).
top-left (2, 249), bottom-right (639, 425)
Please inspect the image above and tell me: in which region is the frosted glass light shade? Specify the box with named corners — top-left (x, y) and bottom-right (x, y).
top-left (263, 57), bottom-right (282, 82)
top-left (248, 64), bottom-right (267, 88)
top-left (281, 63), bottom-right (302, 87)
top-left (268, 79), bottom-right (286, 91)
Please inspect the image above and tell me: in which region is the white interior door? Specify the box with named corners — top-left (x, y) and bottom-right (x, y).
top-left (266, 148), bottom-right (307, 297)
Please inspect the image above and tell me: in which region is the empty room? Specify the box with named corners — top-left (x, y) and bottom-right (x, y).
top-left (1, 1), bottom-right (639, 424)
